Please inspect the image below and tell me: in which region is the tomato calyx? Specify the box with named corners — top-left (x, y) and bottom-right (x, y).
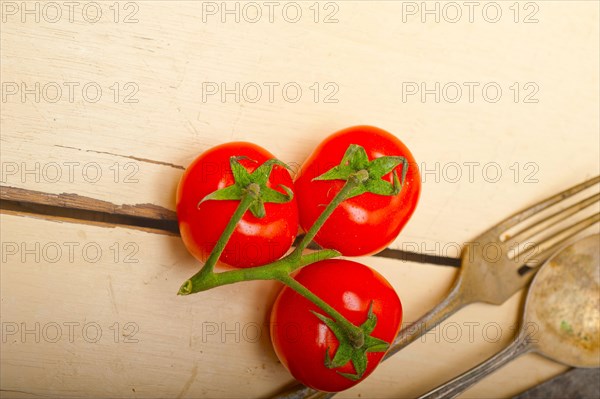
top-left (313, 144), bottom-right (409, 199)
top-left (198, 156), bottom-right (294, 218)
top-left (311, 301), bottom-right (390, 381)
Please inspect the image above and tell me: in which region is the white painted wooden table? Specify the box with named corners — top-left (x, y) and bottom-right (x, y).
top-left (1, 1), bottom-right (599, 398)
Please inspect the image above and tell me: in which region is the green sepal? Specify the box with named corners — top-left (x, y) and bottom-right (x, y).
top-left (364, 335), bottom-right (390, 353)
top-left (312, 311), bottom-right (354, 368)
top-left (229, 156), bottom-right (253, 186)
top-left (360, 301), bottom-right (377, 334)
top-left (249, 198), bottom-right (266, 219)
top-left (197, 156), bottom-right (294, 218)
top-left (197, 184), bottom-right (243, 205)
top-left (252, 159), bottom-right (292, 185)
top-left (345, 144), bottom-right (370, 170)
top-left (360, 303), bottom-right (390, 353)
top-left (337, 352), bottom-right (367, 381)
top-left (261, 185), bottom-right (294, 204)
top-left (311, 300), bottom-right (391, 382)
top-left (312, 144), bottom-right (408, 200)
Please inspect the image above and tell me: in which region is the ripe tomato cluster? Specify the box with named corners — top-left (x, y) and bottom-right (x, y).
top-left (176, 126), bottom-right (421, 392)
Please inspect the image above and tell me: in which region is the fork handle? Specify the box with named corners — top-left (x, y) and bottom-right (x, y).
top-left (385, 278), bottom-right (467, 358)
top-left (417, 335), bottom-right (531, 399)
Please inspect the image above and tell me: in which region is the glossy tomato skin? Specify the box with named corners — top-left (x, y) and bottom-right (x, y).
top-left (270, 259), bottom-right (402, 392)
top-left (295, 126), bottom-right (420, 256)
top-left (176, 142), bottom-right (298, 268)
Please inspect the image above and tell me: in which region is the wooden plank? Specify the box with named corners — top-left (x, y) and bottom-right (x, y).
top-left (1, 213), bottom-right (567, 398)
top-left (0, 207), bottom-right (176, 237)
top-left (1, 1), bottom-right (599, 254)
top-left (0, 186), bottom-right (176, 221)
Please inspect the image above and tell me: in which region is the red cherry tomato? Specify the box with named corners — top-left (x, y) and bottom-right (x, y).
top-left (176, 142), bottom-right (298, 268)
top-left (295, 126), bottom-right (420, 256)
top-left (270, 259), bottom-right (402, 392)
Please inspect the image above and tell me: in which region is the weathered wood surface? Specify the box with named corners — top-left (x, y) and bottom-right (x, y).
top-left (2, 1), bottom-right (599, 255)
top-left (1, 1), bottom-right (599, 397)
top-left (0, 213), bottom-right (567, 398)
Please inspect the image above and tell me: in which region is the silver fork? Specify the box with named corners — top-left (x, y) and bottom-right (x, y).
top-left (273, 176), bottom-right (600, 399)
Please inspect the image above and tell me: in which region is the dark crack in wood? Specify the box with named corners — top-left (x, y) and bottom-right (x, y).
top-left (53, 144), bottom-right (185, 170)
top-left (1, 186), bottom-right (177, 221)
top-left (1, 186), bottom-right (459, 267)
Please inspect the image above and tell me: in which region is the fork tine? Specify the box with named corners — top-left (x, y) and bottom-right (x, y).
top-left (494, 176), bottom-right (600, 234)
top-left (521, 212), bottom-right (600, 267)
top-left (506, 192), bottom-right (600, 243)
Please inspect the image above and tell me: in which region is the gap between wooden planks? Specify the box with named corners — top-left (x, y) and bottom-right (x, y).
top-left (0, 212), bottom-right (567, 399)
top-left (0, 185), bottom-right (460, 267)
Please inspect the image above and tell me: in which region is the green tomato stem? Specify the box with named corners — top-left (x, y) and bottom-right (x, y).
top-left (278, 274), bottom-right (365, 348)
top-left (293, 175), bottom-right (361, 256)
top-left (180, 189), bottom-right (256, 294)
top-left (178, 175), bottom-right (365, 349)
top-left (203, 190), bottom-right (257, 274)
top-left (179, 248), bottom-right (340, 294)
top-left (179, 177), bottom-right (359, 296)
